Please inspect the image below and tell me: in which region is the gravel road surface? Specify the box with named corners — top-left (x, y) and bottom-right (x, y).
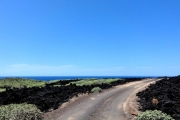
top-left (43, 79), bottom-right (158, 120)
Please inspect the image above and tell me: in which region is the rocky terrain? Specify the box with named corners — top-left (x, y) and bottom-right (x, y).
top-left (136, 76), bottom-right (180, 119)
top-left (0, 78), bottom-right (144, 112)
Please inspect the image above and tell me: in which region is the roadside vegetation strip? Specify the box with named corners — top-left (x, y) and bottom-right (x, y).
top-left (136, 75), bottom-right (180, 120)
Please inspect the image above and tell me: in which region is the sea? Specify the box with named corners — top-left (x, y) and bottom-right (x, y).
top-left (0, 76), bottom-right (160, 81)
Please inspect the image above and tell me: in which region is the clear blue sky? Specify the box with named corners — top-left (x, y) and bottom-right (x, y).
top-left (0, 0), bottom-right (179, 76)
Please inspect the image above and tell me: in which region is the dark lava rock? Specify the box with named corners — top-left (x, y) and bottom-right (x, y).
top-left (0, 78), bottom-right (143, 112)
top-left (136, 76), bottom-right (180, 120)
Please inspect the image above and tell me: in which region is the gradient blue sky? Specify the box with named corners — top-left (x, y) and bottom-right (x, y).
top-left (0, 0), bottom-right (179, 76)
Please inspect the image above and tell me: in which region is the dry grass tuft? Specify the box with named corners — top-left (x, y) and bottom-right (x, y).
top-left (152, 98), bottom-right (158, 105)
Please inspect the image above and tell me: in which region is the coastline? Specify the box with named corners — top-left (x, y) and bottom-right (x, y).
top-left (0, 76), bottom-right (160, 81)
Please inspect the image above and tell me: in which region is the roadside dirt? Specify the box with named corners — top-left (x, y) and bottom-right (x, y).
top-left (124, 79), bottom-right (160, 120)
top-left (43, 79), bottom-right (159, 120)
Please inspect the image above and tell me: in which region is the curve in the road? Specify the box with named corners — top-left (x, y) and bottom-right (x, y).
top-left (44, 79), bottom-right (158, 120)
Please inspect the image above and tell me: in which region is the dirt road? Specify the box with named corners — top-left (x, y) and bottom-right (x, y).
top-left (44, 79), bottom-right (159, 120)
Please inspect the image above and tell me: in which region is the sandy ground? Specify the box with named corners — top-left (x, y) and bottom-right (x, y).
top-left (43, 79), bottom-right (159, 120)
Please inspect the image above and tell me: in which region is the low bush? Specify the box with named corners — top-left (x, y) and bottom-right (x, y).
top-left (0, 103), bottom-right (43, 120)
top-left (136, 110), bottom-right (174, 120)
top-left (91, 87), bottom-right (102, 93)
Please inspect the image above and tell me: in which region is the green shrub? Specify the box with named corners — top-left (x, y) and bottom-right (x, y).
top-left (136, 110), bottom-right (174, 120)
top-left (91, 87), bottom-right (102, 93)
top-left (0, 103), bottom-right (43, 120)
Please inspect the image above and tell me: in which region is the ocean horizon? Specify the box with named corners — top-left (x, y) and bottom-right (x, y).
top-left (0, 76), bottom-right (161, 81)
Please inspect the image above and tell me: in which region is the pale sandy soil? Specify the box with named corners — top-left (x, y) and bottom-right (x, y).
top-left (43, 79), bottom-right (159, 120)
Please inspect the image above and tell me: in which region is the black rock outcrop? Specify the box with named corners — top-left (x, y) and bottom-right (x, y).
top-left (136, 76), bottom-right (180, 120)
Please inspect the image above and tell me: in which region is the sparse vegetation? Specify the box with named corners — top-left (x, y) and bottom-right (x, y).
top-left (0, 77), bottom-right (46, 89)
top-left (66, 78), bottom-right (120, 86)
top-left (136, 110), bottom-right (174, 120)
top-left (0, 103), bottom-right (43, 120)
